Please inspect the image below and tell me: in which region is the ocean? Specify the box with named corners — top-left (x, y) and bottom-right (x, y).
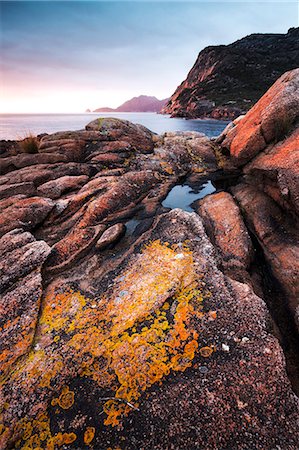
top-left (0, 112), bottom-right (228, 140)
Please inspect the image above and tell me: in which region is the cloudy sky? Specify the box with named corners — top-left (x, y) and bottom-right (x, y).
top-left (0, 1), bottom-right (298, 113)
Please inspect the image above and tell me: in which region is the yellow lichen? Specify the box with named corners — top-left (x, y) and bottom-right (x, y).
top-left (51, 386), bottom-right (74, 409)
top-left (2, 240), bottom-right (214, 447)
top-left (199, 346), bottom-right (215, 358)
top-left (84, 426), bottom-right (95, 445)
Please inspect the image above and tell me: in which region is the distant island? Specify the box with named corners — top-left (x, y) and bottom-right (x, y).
top-left (92, 95), bottom-right (169, 113)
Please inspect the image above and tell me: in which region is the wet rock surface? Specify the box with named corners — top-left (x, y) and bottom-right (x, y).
top-left (1, 72), bottom-right (299, 449)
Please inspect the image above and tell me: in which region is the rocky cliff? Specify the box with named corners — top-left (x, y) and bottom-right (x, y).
top-left (0, 70), bottom-right (299, 449)
top-left (162, 27), bottom-right (299, 119)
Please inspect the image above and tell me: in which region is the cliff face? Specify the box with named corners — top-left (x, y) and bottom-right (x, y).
top-left (94, 95), bottom-right (169, 113)
top-left (162, 27), bottom-right (299, 120)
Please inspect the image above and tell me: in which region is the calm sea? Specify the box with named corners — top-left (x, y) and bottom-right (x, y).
top-left (0, 113), bottom-right (228, 140)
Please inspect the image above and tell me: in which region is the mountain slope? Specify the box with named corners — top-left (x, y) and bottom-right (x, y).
top-left (94, 95), bottom-right (169, 113)
top-left (162, 27), bottom-right (299, 120)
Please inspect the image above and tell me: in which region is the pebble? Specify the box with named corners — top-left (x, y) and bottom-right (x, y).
top-left (222, 343), bottom-right (230, 352)
top-left (174, 253), bottom-right (185, 260)
top-left (199, 366), bottom-right (209, 374)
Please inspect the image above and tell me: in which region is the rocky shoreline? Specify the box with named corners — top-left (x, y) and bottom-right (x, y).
top-left (0, 69), bottom-right (298, 449)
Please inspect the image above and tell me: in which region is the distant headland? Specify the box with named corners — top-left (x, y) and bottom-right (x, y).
top-left (90, 95), bottom-right (169, 113)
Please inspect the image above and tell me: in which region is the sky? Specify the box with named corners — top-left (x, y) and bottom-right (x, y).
top-left (0, 1), bottom-right (298, 113)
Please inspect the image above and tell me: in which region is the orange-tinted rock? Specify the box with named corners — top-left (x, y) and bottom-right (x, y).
top-left (46, 224), bottom-right (106, 273)
top-left (244, 127), bottom-right (299, 215)
top-left (93, 140), bottom-right (131, 153)
top-left (0, 152), bottom-right (68, 175)
top-left (85, 118), bottom-right (154, 154)
top-left (96, 223), bottom-right (125, 250)
top-left (37, 175), bottom-right (89, 199)
top-left (46, 171), bottom-right (160, 270)
top-left (1, 113), bottom-right (299, 450)
top-left (0, 162), bottom-right (92, 187)
top-left (0, 196), bottom-right (54, 237)
top-left (221, 69), bottom-right (299, 165)
top-left (0, 181), bottom-right (36, 198)
top-left (232, 183), bottom-right (299, 329)
top-left (39, 134), bottom-right (86, 161)
top-left (0, 230), bottom-right (50, 375)
top-left (89, 152), bottom-right (127, 166)
top-left (196, 191), bottom-right (253, 280)
top-left (1, 210), bottom-right (298, 449)
top-left (0, 272), bottom-right (43, 375)
top-left (78, 171), bottom-right (160, 228)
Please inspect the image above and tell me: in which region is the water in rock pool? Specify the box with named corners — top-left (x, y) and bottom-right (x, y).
top-left (0, 112), bottom-right (228, 140)
top-left (125, 218), bottom-right (142, 235)
top-left (124, 181), bottom-right (215, 237)
top-left (162, 181), bottom-right (216, 212)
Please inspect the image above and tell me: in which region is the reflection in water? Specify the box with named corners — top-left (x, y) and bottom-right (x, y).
top-left (162, 181), bottom-right (215, 212)
top-left (124, 218), bottom-right (142, 235)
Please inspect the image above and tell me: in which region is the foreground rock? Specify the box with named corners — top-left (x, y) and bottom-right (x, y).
top-left (195, 191), bottom-right (253, 282)
top-left (0, 70), bottom-right (299, 449)
top-left (0, 229), bottom-right (51, 375)
top-left (211, 69), bottom-right (299, 333)
top-left (0, 196), bottom-right (54, 237)
top-left (232, 183), bottom-right (299, 330)
top-left (244, 126), bottom-right (299, 216)
top-left (1, 210), bottom-right (298, 450)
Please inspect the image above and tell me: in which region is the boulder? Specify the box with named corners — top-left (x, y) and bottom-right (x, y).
top-left (39, 134), bottom-right (86, 161)
top-left (85, 118), bottom-right (154, 154)
top-left (221, 69), bottom-right (299, 165)
top-left (0, 152), bottom-right (68, 175)
top-left (89, 152), bottom-right (127, 166)
top-left (1, 210), bottom-right (298, 450)
top-left (96, 223), bottom-right (126, 250)
top-left (46, 171), bottom-right (160, 270)
top-left (0, 196), bottom-right (54, 237)
top-left (46, 224), bottom-right (106, 273)
top-left (196, 191), bottom-right (254, 281)
top-left (232, 183), bottom-right (299, 330)
top-left (0, 229), bottom-right (51, 375)
top-left (37, 175), bottom-right (89, 199)
top-left (135, 132), bottom-right (217, 176)
top-left (0, 162), bottom-right (91, 187)
top-left (244, 127), bottom-right (299, 216)
top-left (0, 181), bottom-right (36, 199)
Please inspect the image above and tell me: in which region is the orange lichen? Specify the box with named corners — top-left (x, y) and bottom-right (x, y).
top-left (209, 311), bottom-right (217, 320)
top-left (2, 240), bottom-right (214, 447)
top-left (51, 386), bottom-right (74, 409)
top-left (11, 411), bottom-right (76, 450)
top-left (199, 346), bottom-right (214, 358)
top-left (84, 426), bottom-right (95, 445)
